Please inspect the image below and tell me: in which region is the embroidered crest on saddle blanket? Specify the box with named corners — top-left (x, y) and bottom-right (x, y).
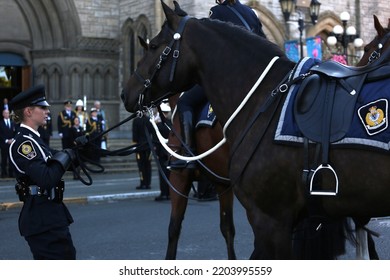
top-left (358, 99), bottom-right (388, 135)
top-left (275, 57), bottom-right (390, 150)
top-left (195, 102), bottom-right (217, 128)
top-left (17, 140), bottom-right (37, 160)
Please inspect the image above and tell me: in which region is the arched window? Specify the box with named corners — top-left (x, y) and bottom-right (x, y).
top-left (135, 23), bottom-right (148, 65)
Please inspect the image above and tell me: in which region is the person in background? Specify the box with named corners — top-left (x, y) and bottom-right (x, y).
top-left (3, 97), bottom-right (9, 111)
top-left (9, 84), bottom-right (77, 260)
top-left (86, 107), bottom-right (104, 163)
top-left (0, 109), bottom-right (16, 178)
top-left (74, 99), bottom-right (88, 131)
top-left (154, 102), bottom-right (172, 201)
top-left (70, 116), bottom-right (85, 180)
top-left (38, 111), bottom-right (52, 146)
top-left (132, 112), bottom-right (153, 190)
top-left (57, 100), bottom-right (76, 149)
top-left (94, 100), bottom-right (107, 149)
top-left (168, 0), bottom-right (267, 169)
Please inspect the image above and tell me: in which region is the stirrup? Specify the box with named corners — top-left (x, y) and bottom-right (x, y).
top-left (309, 164), bottom-right (339, 196)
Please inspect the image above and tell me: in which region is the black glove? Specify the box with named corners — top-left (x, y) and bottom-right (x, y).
top-left (75, 135), bottom-right (89, 146)
top-left (50, 150), bottom-right (72, 171)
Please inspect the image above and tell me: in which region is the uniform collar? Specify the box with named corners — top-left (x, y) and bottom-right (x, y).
top-left (20, 123), bottom-right (40, 137)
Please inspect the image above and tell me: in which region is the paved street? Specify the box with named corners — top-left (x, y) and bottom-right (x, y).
top-left (1, 171), bottom-right (390, 260)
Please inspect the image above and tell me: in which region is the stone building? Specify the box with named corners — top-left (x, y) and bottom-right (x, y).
top-left (0, 0), bottom-right (389, 136)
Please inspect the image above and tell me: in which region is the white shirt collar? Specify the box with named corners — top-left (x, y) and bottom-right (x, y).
top-left (20, 123), bottom-right (40, 137)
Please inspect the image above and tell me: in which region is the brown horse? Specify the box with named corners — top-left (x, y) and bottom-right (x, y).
top-left (357, 16), bottom-right (390, 67)
top-left (122, 1), bottom-right (390, 259)
top-left (163, 94), bottom-right (235, 259)
top-left (348, 14), bottom-right (390, 259)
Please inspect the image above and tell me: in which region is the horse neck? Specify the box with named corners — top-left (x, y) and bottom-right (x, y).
top-left (186, 20), bottom-right (292, 126)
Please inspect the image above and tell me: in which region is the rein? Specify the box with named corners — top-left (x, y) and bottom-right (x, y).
top-left (149, 56), bottom-right (281, 163)
top-left (144, 124), bottom-right (227, 201)
top-left (71, 112), bottom-right (140, 185)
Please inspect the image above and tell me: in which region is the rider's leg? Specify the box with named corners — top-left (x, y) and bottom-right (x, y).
top-left (168, 85), bottom-right (206, 169)
top-left (168, 100), bottom-right (197, 169)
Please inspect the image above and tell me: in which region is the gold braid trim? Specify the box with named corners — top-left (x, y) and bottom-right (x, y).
top-left (59, 112), bottom-right (72, 128)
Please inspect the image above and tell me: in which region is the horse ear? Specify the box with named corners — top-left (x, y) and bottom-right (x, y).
top-left (173, 1), bottom-right (188, 16)
top-left (373, 15), bottom-right (385, 37)
top-left (161, 0), bottom-right (175, 18)
top-left (138, 36), bottom-right (148, 50)
top-left (161, 0), bottom-right (180, 28)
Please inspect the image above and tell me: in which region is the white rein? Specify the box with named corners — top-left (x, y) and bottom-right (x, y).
top-left (150, 56), bottom-right (280, 161)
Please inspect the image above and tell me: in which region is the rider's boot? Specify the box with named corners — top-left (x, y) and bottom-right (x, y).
top-left (168, 111), bottom-right (197, 170)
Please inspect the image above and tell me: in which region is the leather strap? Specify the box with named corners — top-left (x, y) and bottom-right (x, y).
top-left (226, 5), bottom-right (251, 32)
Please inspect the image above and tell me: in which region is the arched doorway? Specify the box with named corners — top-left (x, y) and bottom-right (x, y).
top-left (0, 52), bottom-right (30, 104)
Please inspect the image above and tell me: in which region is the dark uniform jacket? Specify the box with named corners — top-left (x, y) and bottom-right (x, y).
top-left (86, 115), bottom-right (104, 146)
top-left (57, 110), bottom-right (76, 138)
top-left (70, 125), bottom-right (85, 147)
top-left (0, 118), bottom-right (16, 149)
top-left (9, 124), bottom-right (73, 237)
top-left (132, 115), bottom-right (153, 149)
top-left (209, 0), bottom-right (267, 38)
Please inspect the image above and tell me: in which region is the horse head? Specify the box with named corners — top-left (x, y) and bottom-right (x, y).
top-left (357, 15), bottom-right (390, 66)
top-left (122, 1), bottom-right (196, 113)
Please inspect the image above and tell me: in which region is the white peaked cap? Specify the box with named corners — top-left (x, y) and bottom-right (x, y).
top-left (75, 99), bottom-right (84, 107)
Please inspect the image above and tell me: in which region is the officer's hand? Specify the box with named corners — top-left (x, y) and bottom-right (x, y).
top-left (75, 135), bottom-right (89, 146)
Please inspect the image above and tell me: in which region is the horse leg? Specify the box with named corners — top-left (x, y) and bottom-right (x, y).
top-left (240, 201), bottom-right (293, 259)
top-left (353, 217), bottom-right (379, 260)
top-left (165, 170), bottom-right (192, 260)
top-left (249, 217), bottom-right (293, 259)
top-left (355, 226), bottom-right (369, 259)
top-left (215, 183), bottom-right (236, 259)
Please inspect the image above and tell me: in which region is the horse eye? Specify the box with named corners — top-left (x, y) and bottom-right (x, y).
top-left (149, 43), bottom-right (158, 49)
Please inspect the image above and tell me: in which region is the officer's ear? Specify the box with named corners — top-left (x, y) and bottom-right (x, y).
top-left (24, 106), bottom-right (34, 116)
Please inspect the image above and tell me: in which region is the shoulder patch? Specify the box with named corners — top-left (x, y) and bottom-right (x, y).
top-left (17, 140), bottom-right (37, 160)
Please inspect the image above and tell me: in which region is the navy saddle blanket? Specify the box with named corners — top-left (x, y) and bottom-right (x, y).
top-left (275, 57), bottom-right (390, 150)
top-left (196, 102), bottom-right (217, 128)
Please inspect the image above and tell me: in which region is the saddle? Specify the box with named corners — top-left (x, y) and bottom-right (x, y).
top-left (293, 51), bottom-right (390, 196)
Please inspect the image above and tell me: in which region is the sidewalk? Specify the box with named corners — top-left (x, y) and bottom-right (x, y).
top-left (0, 171), bottom-right (161, 211)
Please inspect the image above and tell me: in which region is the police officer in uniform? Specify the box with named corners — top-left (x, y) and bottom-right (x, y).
top-left (132, 113), bottom-right (153, 189)
top-left (9, 85), bottom-right (77, 260)
top-left (57, 99), bottom-right (76, 149)
top-left (85, 107), bottom-right (104, 163)
top-left (169, 0), bottom-right (267, 169)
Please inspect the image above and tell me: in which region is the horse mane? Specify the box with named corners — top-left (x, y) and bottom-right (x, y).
top-left (200, 18), bottom-right (288, 59)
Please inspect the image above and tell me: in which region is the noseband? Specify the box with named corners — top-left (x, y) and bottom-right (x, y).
top-left (134, 16), bottom-right (191, 110)
top-left (368, 31), bottom-right (390, 63)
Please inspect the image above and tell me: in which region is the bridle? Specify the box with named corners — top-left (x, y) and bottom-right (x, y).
top-left (133, 16), bottom-right (191, 111)
top-left (367, 31), bottom-right (390, 63)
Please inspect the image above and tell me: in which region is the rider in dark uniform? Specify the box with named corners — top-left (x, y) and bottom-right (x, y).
top-left (169, 0), bottom-right (267, 169)
top-left (9, 85), bottom-right (77, 260)
top-left (132, 113), bottom-right (153, 189)
top-left (57, 100), bottom-right (76, 149)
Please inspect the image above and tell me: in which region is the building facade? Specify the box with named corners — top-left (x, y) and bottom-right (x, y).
top-left (0, 0), bottom-right (389, 135)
